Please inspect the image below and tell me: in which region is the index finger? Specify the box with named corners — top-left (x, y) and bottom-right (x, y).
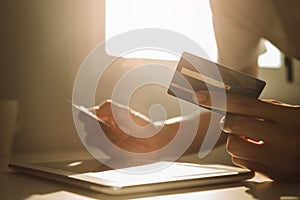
top-left (194, 90), bottom-right (281, 120)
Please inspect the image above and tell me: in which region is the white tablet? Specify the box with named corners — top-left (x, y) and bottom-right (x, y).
top-left (9, 160), bottom-right (254, 195)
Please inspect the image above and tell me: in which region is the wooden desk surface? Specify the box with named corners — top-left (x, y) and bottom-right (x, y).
top-left (1, 151), bottom-right (299, 200)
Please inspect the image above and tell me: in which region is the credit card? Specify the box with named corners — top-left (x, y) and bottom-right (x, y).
top-left (168, 52), bottom-right (266, 112)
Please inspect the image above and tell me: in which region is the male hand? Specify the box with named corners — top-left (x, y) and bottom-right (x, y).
top-left (79, 100), bottom-right (180, 166)
top-left (194, 90), bottom-right (300, 181)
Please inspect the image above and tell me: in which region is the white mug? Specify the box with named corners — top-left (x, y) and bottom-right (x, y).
top-left (0, 100), bottom-right (20, 157)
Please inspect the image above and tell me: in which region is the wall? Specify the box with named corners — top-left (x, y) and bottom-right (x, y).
top-left (0, 0), bottom-right (105, 153)
top-left (259, 60), bottom-right (300, 104)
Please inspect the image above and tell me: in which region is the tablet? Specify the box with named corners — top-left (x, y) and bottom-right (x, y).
top-left (9, 160), bottom-right (254, 195)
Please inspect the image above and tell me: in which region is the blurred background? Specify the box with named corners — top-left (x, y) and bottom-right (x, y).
top-left (1, 0), bottom-right (299, 156)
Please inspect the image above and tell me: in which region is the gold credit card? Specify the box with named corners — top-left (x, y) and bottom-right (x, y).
top-left (168, 52), bottom-right (266, 112)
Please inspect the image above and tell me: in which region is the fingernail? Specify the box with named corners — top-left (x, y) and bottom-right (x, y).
top-left (219, 116), bottom-right (225, 128)
top-left (193, 92), bottom-right (207, 104)
top-left (219, 116), bottom-right (233, 133)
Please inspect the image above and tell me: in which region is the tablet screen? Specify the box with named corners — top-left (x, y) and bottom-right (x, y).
top-left (70, 161), bottom-right (238, 187)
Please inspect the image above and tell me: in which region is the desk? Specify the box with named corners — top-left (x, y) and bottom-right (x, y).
top-left (1, 151), bottom-right (300, 200)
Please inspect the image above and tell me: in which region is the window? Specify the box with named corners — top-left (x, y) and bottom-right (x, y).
top-left (106, 0), bottom-right (281, 67)
top-left (258, 40), bottom-right (281, 68)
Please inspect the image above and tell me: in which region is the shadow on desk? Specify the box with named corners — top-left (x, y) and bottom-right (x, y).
top-left (245, 181), bottom-right (300, 200)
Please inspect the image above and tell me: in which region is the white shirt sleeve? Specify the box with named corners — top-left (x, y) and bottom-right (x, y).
top-left (210, 0), bottom-right (266, 71)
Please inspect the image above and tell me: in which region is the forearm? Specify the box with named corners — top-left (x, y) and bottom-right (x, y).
top-left (239, 65), bottom-right (258, 77)
top-left (184, 111), bottom-right (227, 155)
top-left (158, 110), bottom-right (226, 156)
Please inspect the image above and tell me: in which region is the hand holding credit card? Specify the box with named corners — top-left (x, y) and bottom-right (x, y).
top-left (168, 52), bottom-right (266, 113)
